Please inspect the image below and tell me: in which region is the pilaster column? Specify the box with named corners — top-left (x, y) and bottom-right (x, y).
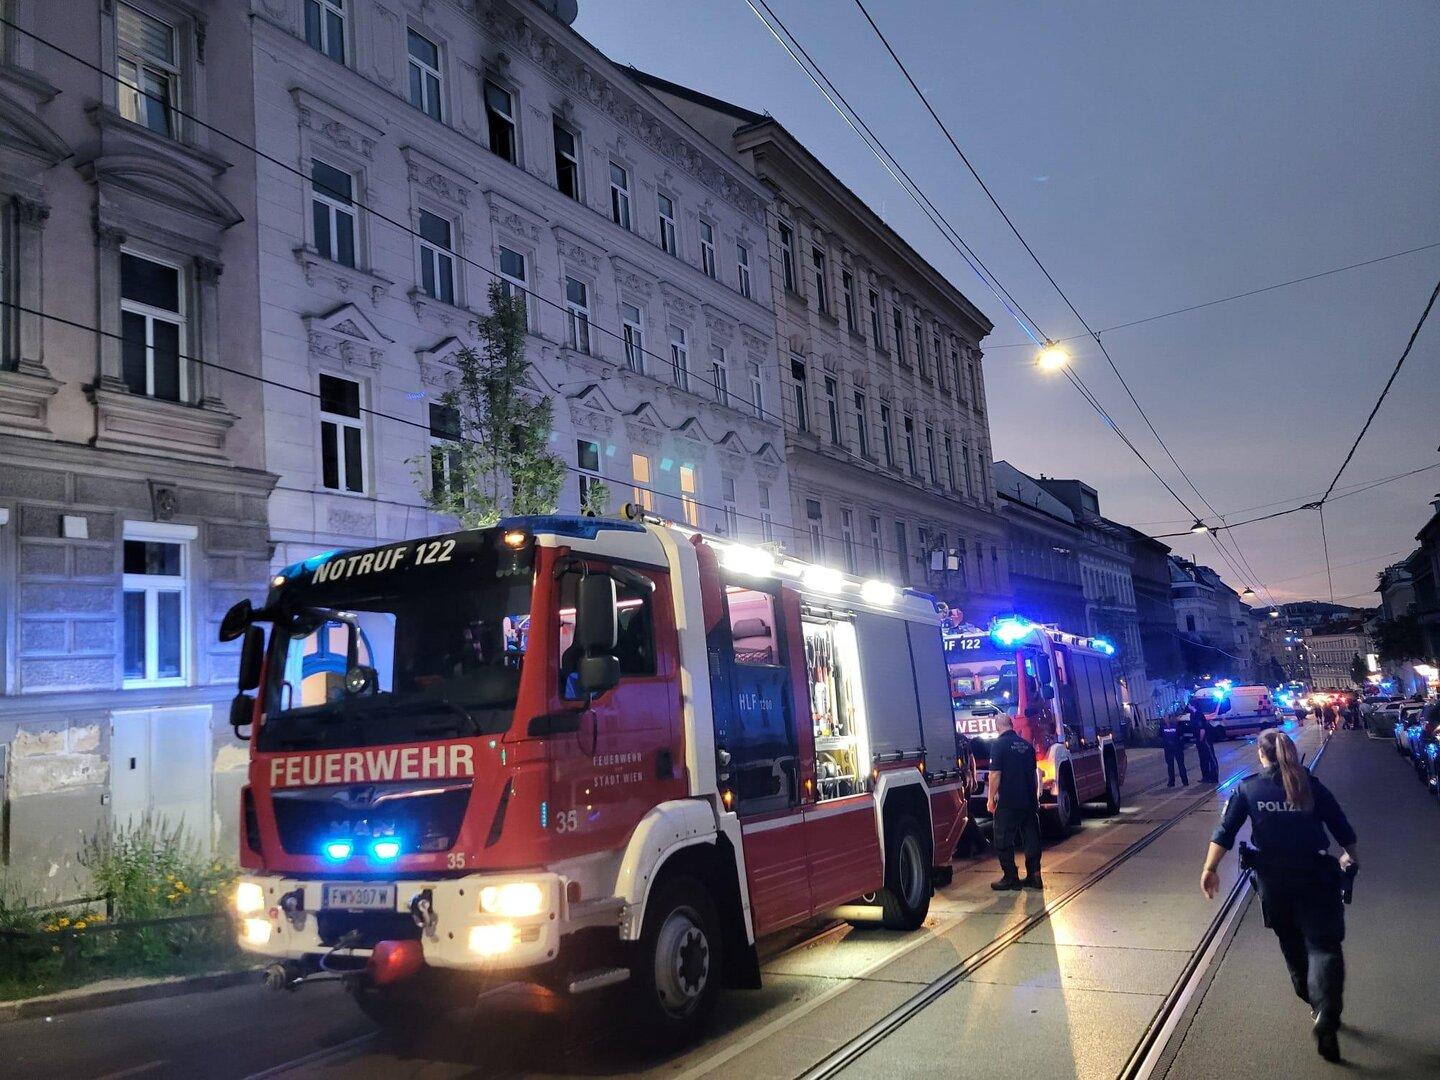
top-left (193, 256), bottom-right (224, 409)
top-left (11, 197), bottom-right (50, 377)
top-left (94, 220), bottom-right (128, 392)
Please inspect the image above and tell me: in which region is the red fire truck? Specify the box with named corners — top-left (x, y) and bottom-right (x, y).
top-left (222, 512), bottom-right (969, 1044)
top-left (946, 617), bottom-right (1127, 835)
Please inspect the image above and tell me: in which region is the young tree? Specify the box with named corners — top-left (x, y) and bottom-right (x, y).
top-left (1348, 653), bottom-right (1369, 688)
top-left (418, 282), bottom-right (565, 527)
top-left (1372, 614), bottom-right (1426, 663)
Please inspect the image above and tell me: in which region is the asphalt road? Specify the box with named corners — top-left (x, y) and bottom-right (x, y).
top-left (0, 731), bottom-right (1346, 1080)
top-left (1161, 727), bottom-right (1440, 1077)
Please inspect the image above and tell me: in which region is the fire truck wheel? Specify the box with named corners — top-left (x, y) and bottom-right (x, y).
top-left (878, 815), bottom-right (931, 931)
top-left (1042, 774), bottom-right (1077, 838)
top-left (629, 874), bottom-right (722, 1047)
top-left (1102, 766), bottom-right (1122, 816)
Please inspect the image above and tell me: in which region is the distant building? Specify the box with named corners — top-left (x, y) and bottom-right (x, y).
top-left (1378, 559), bottom-right (1417, 620)
top-left (1169, 557), bottom-right (1252, 680)
top-left (992, 461), bottom-right (1086, 632)
top-left (1412, 497), bottom-right (1440, 663)
top-left (1121, 527), bottom-right (1186, 719)
top-left (1304, 623), bottom-right (1372, 690)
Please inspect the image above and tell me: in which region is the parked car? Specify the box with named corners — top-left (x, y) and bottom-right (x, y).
top-left (1394, 704), bottom-right (1427, 755)
top-left (1404, 711), bottom-right (1437, 777)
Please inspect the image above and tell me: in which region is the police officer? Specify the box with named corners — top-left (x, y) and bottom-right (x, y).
top-left (1161, 708), bottom-right (1190, 787)
top-left (1190, 697), bottom-right (1219, 783)
top-left (1200, 728), bottom-right (1358, 1062)
top-left (987, 713), bottom-right (1044, 891)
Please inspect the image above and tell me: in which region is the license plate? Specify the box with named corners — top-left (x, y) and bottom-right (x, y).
top-left (322, 883), bottom-right (396, 911)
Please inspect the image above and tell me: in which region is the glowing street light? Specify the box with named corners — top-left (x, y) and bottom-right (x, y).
top-left (1190, 519), bottom-right (1209, 534)
top-left (1036, 341), bottom-right (1070, 372)
top-left (1241, 587), bottom-right (1256, 599)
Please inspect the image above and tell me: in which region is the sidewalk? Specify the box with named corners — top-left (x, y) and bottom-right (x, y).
top-left (1162, 729), bottom-right (1440, 1076)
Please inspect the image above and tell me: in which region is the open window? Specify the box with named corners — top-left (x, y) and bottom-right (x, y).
top-left (803, 615), bottom-right (871, 801)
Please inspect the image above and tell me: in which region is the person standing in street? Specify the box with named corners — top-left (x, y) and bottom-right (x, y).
top-left (987, 713), bottom-right (1044, 891)
top-left (1200, 728), bottom-right (1358, 1062)
top-left (1190, 696), bottom-right (1219, 783)
top-left (1162, 708), bottom-right (1190, 787)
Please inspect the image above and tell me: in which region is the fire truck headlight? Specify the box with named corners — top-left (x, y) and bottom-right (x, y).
top-left (234, 881), bottom-right (265, 915)
top-left (479, 882), bottom-right (545, 918)
top-left (469, 922), bottom-right (516, 956)
top-left (242, 918), bottom-right (273, 946)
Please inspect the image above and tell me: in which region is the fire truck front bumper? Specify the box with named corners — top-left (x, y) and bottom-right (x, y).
top-left (232, 872), bottom-right (565, 973)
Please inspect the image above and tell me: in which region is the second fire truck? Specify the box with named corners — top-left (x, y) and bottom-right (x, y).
top-left (222, 511), bottom-right (970, 1044)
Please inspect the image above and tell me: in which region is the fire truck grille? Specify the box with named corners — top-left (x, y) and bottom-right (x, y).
top-left (316, 910), bottom-right (419, 950)
top-left (271, 779), bottom-right (472, 857)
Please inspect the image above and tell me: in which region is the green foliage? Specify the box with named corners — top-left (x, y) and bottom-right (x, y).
top-left (417, 282), bottom-right (566, 527)
top-left (1349, 653), bottom-right (1369, 688)
top-left (1372, 614), bottom-right (1427, 663)
top-left (580, 477), bottom-right (611, 517)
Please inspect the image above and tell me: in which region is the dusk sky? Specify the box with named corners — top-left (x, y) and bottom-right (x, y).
top-left (576, 0), bottom-right (1440, 607)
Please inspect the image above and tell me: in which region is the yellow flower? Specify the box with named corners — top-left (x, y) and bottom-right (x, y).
top-left (73, 921), bottom-right (87, 931)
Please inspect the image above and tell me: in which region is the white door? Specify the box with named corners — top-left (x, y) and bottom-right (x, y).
top-left (110, 707), bottom-right (213, 852)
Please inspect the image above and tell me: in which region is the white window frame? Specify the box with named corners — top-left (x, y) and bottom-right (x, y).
top-left (914, 315), bottom-right (928, 377)
top-left (778, 221), bottom-right (796, 292)
top-left (892, 304), bottom-right (906, 365)
top-left (904, 415), bottom-right (918, 476)
top-left (806, 498), bottom-right (824, 558)
top-left (811, 247), bottom-right (829, 314)
top-left (621, 303), bottom-right (645, 373)
top-left (842, 269), bottom-right (858, 332)
top-left (680, 464), bottom-right (700, 527)
top-left (736, 244), bottom-right (752, 299)
top-left (609, 162), bottom-right (631, 229)
top-left (854, 390), bottom-right (870, 458)
top-left (120, 248), bottom-right (188, 402)
top-left (944, 434), bottom-right (957, 491)
top-left (319, 373), bottom-right (366, 494)
top-left (747, 360), bottom-right (764, 420)
top-left (879, 402), bottom-right (895, 467)
top-left (710, 346), bottom-right (729, 406)
top-left (407, 27), bottom-right (444, 121)
top-left (576, 438), bottom-right (603, 509)
top-left (484, 80), bottom-right (517, 164)
top-left (305, 0), bottom-right (347, 64)
top-left (759, 484), bottom-right (774, 542)
top-left (565, 276), bottom-right (591, 355)
top-left (497, 245), bottom-right (528, 318)
top-left (840, 508), bottom-right (858, 573)
top-left (869, 513), bottom-right (883, 572)
top-left (925, 424), bottom-right (939, 484)
top-left (311, 159), bottom-right (357, 267)
top-left (417, 208), bottom-right (456, 306)
top-left (934, 332), bottom-right (946, 390)
top-left (789, 355), bottom-right (809, 432)
top-left (721, 476), bottom-right (739, 537)
top-left (823, 374), bottom-right (841, 445)
top-left (428, 401), bottom-right (463, 498)
top-left (868, 287), bottom-right (883, 346)
top-left (121, 520), bottom-right (196, 689)
top-left (669, 325), bottom-right (689, 390)
top-left (631, 452), bottom-right (653, 511)
top-left (553, 120), bottom-right (581, 200)
top-left (656, 193), bottom-right (677, 256)
top-left (116, 2), bottom-right (179, 138)
top-left (699, 220), bottom-right (716, 278)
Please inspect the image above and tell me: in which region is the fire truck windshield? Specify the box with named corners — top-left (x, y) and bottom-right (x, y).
top-left (256, 556), bottom-right (533, 752)
top-left (951, 660), bottom-right (1019, 713)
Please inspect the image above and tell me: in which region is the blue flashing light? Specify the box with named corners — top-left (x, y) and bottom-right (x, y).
top-left (323, 839), bottom-right (354, 862)
top-left (540, 801), bottom-right (549, 829)
top-left (990, 616), bottom-right (1035, 647)
top-left (1092, 637), bottom-right (1116, 656)
top-left (369, 838), bottom-right (402, 861)
top-left (497, 515), bottom-right (644, 540)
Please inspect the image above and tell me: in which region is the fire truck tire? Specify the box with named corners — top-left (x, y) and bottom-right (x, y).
top-left (628, 874), bottom-right (722, 1048)
top-left (1102, 763), bottom-right (1122, 815)
top-left (1042, 773), bottom-right (1077, 838)
top-left (878, 815), bottom-right (931, 931)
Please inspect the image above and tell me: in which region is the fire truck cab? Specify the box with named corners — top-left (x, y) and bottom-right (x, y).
top-left (223, 513), bottom-right (969, 1044)
top-left (947, 617), bottom-right (1127, 835)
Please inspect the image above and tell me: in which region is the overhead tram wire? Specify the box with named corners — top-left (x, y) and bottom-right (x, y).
top-left (851, 0), bottom-right (1283, 601)
top-left (743, 0), bottom-right (1209, 528)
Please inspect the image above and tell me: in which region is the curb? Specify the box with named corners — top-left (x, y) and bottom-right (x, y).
top-left (0, 967), bottom-right (261, 1024)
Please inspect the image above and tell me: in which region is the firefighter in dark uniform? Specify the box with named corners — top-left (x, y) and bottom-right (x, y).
top-left (987, 713), bottom-right (1044, 891)
top-left (1161, 708), bottom-right (1190, 787)
top-left (1201, 728), bottom-right (1358, 1062)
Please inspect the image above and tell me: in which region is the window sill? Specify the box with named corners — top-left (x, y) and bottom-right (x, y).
top-left (90, 103), bottom-right (232, 177)
top-left (408, 288), bottom-right (481, 331)
top-left (0, 363), bottom-right (61, 438)
top-left (294, 247), bottom-right (394, 306)
top-left (818, 310), bottom-right (839, 326)
top-left (784, 288), bottom-right (809, 307)
top-left (90, 383), bottom-right (237, 461)
top-left (848, 329), bottom-right (866, 345)
top-left (0, 60), bottom-right (60, 103)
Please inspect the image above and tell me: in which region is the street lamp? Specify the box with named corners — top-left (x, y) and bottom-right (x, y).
top-left (1242, 587), bottom-right (1256, 599)
top-left (1036, 341), bottom-right (1070, 372)
top-left (1190, 519), bottom-right (1209, 534)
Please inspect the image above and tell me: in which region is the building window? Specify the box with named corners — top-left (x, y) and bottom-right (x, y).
top-left (737, 244), bottom-right (752, 299)
top-left (854, 391), bottom-right (870, 458)
top-left (806, 499), bottom-right (824, 558)
top-left (962, 441), bottom-right (974, 496)
top-left (484, 81), bottom-right (517, 163)
top-left (823, 375), bottom-right (841, 445)
top-left (842, 270), bottom-right (858, 332)
top-left (669, 325), bottom-right (689, 390)
top-left (747, 360), bottom-right (764, 420)
top-left (840, 508), bottom-right (858, 573)
top-left (609, 162), bottom-right (631, 229)
top-left (778, 221), bottom-right (796, 292)
top-left (305, 0), bottom-right (346, 64)
top-left (721, 476), bottom-right (739, 536)
top-left (933, 332), bottom-right (946, 390)
top-left (117, 3), bottom-right (178, 137)
top-left (879, 402), bottom-right (895, 467)
top-left (406, 29), bottom-right (443, 121)
top-left (903, 415), bottom-right (918, 476)
top-left (122, 522), bottom-right (191, 687)
top-left (428, 402), bottom-right (462, 497)
top-left (699, 220), bottom-right (716, 278)
top-left (811, 248), bottom-right (829, 313)
top-left (319, 374), bottom-right (365, 493)
top-left (621, 303), bottom-right (644, 373)
top-left (951, 341), bottom-right (964, 399)
top-left (498, 245), bottom-right (527, 323)
top-left (894, 520), bottom-right (909, 577)
top-left (977, 449), bottom-right (989, 499)
top-left (631, 453), bottom-right (653, 510)
top-left (576, 438), bottom-right (603, 510)
top-left (892, 304), bottom-right (906, 365)
top-left (869, 514), bottom-right (883, 572)
top-left (710, 346), bottom-right (728, 406)
top-left (944, 434), bottom-right (957, 490)
top-left (417, 209), bottom-right (455, 305)
top-left (565, 277), bottom-right (590, 354)
top-left (656, 193), bottom-right (677, 256)
top-left (868, 287), bottom-right (883, 347)
top-left (553, 121), bottom-right (580, 200)
top-left (311, 160), bottom-right (356, 267)
top-left (789, 356), bottom-right (809, 432)
top-left (680, 464), bottom-right (700, 527)
top-left (925, 425), bottom-right (938, 484)
top-left (756, 484), bottom-right (774, 542)
top-left (914, 316), bottom-right (928, 378)
top-left (969, 358), bottom-right (982, 404)
top-left (120, 252), bottom-right (186, 402)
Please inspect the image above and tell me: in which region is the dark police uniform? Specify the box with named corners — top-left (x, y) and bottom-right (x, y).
top-left (1191, 702), bottom-right (1218, 782)
top-left (1161, 713), bottom-right (1189, 786)
top-left (1212, 766), bottom-right (1356, 1033)
top-left (991, 729), bottom-right (1041, 883)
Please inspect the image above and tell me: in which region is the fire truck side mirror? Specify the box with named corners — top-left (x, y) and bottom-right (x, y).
top-left (229, 692), bottom-right (255, 738)
top-left (237, 626), bottom-right (265, 692)
top-left (575, 574), bottom-right (619, 654)
top-left (578, 654), bottom-right (621, 696)
top-left (1042, 684), bottom-right (1056, 701)
top-left (219, 599), bottom-right (254, 643)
